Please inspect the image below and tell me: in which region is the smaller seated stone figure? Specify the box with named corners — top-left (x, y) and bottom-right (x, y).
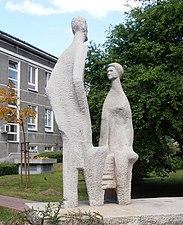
top-left (99, 63), bottom-right (138, 205)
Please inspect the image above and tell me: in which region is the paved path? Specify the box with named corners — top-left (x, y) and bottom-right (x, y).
top-left (1, 196), bottom-right (183, 224)
top-left (27, 197), bottom-right (183, 224)
top-left (0, 195), bottom-right (35, 211)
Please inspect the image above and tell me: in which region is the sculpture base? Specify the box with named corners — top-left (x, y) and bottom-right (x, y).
top-left (26, 197), bottom-right (183, 224)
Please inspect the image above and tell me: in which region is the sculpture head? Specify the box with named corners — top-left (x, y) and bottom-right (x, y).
top-left (107, 63), bottom-right (124, 81)
top-left (71, 16), bottom-right (88, 41)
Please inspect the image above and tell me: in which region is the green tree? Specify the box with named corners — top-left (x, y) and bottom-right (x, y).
top-left (85, 42), bottom-right (109, 145)
top-left (86, 0), bottom-right (183, 177)
top-left (0, 82), bottom-right (36, 187)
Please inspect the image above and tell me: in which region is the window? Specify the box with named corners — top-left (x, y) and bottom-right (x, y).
top-left (28, 65), bottom-right (38, 91)
top-left (45, 108), bottom-right (53, 132)
top-left (27, 105), bottom-right (37, 131)
top-left (29, 146), bottom-right (38, 153)
top-left (8, 123), bottom-right (18, 142)
top-left (45, 146), bottom-right (53, 152)
top-left (45, 72), bottom-right (51, 89)
top-left (8, 61), bottom-right (18, 89)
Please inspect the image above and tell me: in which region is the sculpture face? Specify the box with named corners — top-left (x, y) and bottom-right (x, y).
top-left (107, 66), bottom-right (119, 81)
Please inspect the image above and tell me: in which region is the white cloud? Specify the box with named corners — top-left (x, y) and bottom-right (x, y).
top-left (5, 0), bottom-right (141, 18)
top-left (6, 0), bottom-right (58, 15)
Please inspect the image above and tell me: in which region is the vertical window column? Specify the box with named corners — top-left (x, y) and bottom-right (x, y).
top-left (45, 108), bottom-right (53, 132)
top-left (7, 123), bottom-right (18, 142)
top-left (27, 105), bottom-right (38, 131)
top-left (7, 60), bottom-right (20, 142)
top-left (28, 65), bottom-right (38, 91)
top-left (8, 60), bottom-right (18, 89)
top-left (45, 72), bottom-right (51, 89)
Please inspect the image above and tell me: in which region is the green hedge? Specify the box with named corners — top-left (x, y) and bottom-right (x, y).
top-left (0, 163), bottom-right (18, 176)
top-left (171, 155), bottom-right (183, 170)
top-left (38, 151), bottom-right (63, 163)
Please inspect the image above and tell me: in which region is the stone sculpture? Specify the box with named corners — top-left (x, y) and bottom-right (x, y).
top-left (99, 63), bottom-right (138, 204)
top-left (46, 16), bottom-right (106, 208)
top-left (47, 16), bottom-right (138, 208)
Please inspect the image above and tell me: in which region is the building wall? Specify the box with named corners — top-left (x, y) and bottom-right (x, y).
top-left (0, 32), bottom-right (62, 160)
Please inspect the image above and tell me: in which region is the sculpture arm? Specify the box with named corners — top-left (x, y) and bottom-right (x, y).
top-left (124, 120), bottom-right (134, 146)
top-left (99, 112), bottom-right (110, 147)
top-left (72, 44), bottom-right (88, 113)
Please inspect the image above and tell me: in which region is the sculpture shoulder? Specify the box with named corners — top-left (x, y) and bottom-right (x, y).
top-left (103, 89), bottom-right (127, 106)
top-left (102, 89), bottom-right (132, 116)
top-left (71, 42), bottom-right (88, 56)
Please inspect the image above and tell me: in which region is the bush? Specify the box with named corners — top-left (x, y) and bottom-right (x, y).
top-left (5, 202), bottom-right (107, 225)
top-left (171, 155), bottom-right (183, 170)
top-left (38, 151), bottom-right (63, 163)
top-left (0, 163), bottom-right (18, 176)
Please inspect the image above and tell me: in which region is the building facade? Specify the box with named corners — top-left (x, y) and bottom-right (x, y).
top-left (0, 30), bottom-right (62, 161)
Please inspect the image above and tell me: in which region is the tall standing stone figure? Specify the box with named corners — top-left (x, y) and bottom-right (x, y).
top-left (46, 16), bottom-right (106, 208)
top-left (47, 16), bottom-right (137, 208)
top-left (99, 63), bottom-right (138, 204)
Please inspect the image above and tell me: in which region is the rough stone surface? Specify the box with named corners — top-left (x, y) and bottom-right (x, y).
top-left (26, 197), bottom-right (183, 225)
top-left (46, 16), bottom-right (92, 208)
top-left (46, 16), bottom-right (106, 208)
top-left (47, 18), bottom-right (138, 208)
top-left (99, 63), bottom-right (138, 205)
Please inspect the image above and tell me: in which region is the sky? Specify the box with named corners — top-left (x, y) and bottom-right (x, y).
top-left (0, 0), bottom-right (141, 57)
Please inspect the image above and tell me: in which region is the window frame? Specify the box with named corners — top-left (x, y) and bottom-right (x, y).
top-left (7, 122), bottom-right (19, 143)
top-left (27, 105), bottom-right (38, 131)
top-left (7, 59), bottom-right (20, 142)
top-left (45, 146), bottom-right (54, 152)
top-left (29, 145), bottom-right (38, 153)
top-left (45, 71), bottom-right (51, 89)
top-left (28, 65), bottom-right (38, 92)
top-left (8, 60), bottom-right (18, 89)
top-left (45, 108), bottom-right (53, 132)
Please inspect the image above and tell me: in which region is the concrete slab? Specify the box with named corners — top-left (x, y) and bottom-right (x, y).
top-left (26, 197), bottom-right (183, 224)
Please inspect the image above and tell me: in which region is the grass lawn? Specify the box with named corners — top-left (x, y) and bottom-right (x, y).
top-left (0, 163), bottom-right (88, 202)
top-left (0, 164), bottom-right (182, 202)
top-left (0, 206), bottom-right (18, 222)
top-left (132, 169), bottom-right (183, 198)
top-left (0, 164), bottom-right (182, 223)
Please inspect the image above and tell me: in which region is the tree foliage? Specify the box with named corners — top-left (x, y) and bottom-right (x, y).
top-left (0, 82), bottom-right (36, 143)
top-left (85, 42), bottom-right (110, 145)
top-left (0, 82), bottom-right (37, 188)
top-left (85, 0), bottom-right (183, 177)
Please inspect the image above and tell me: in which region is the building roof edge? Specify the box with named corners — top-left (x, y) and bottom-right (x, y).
top-left (0, 30), bottom-right (58, 62)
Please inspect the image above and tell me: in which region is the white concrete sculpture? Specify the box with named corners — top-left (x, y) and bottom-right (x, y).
top-left (99, 63), bottom-right (138, 205)
top-left (47, 16), bottom-right (137, 208)
top-left (46, 16), bottom-right (106, 208)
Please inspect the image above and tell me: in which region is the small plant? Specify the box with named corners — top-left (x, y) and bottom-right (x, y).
top-left (31, 156), bottom-right (49, 160)
top-left (4, 202), bottom-right (107, 225)
top-left (38, 152), bottom-right (63, 163)
top-left (0, 82), bottom-right (36, 142)
top-left (0, 82), bottom-right (36, 188)
top-left (4, 210), bottom-right (29, 225)
top-left (59, 210), bottom-right (106, 225)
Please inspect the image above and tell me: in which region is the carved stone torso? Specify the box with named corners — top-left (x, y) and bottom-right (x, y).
top-left (100, 87), bottom-right (133, 152)
top-left (46, 40), bottom-right (91, 142)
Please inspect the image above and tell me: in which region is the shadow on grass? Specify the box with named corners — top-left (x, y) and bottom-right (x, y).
top-left (132, 170), bottom-right (183, 199)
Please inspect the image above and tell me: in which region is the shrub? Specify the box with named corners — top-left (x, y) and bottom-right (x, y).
top-left (5, 202), bottom-right (107, 225)
top-left (38, 151), bottom-right (63, 163)
top-left (0, 163), bottom-right (18, 176)
top-left (171, 155), bottom-right (183, 170)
